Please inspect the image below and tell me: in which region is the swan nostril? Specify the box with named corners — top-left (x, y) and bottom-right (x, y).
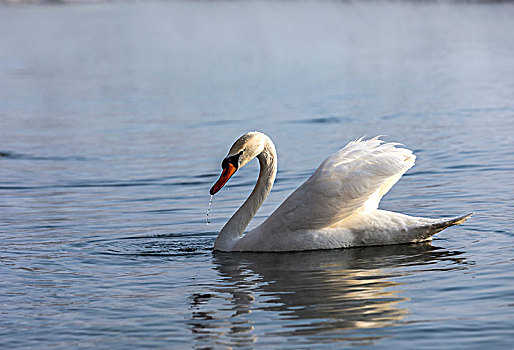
top-left (210, 163), bottom-right (237, 195)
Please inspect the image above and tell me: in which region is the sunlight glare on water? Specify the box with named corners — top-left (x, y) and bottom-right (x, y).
top-left (0, 1), bottom-right (513, 349)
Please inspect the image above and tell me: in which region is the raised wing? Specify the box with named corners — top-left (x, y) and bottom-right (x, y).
top-left (263, 137), bottom-right (415, 232)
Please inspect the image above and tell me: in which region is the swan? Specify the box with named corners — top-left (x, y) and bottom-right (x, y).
top-left (209, 131), bottom-right (472, 252)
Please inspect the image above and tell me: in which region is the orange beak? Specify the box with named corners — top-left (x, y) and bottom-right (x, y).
top-left (210, 163), bottom-right (237, 195)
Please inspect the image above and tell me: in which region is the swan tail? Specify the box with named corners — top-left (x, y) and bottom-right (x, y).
top-left (430, 212), bottom-right (473, 231)
top-left (417, 213), bottom-right (474, 240)
top-left (447, 212), bottom-right (474, 225)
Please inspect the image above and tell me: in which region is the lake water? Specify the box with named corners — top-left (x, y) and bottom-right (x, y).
top-left (1, 1), bottom-right (513, 348)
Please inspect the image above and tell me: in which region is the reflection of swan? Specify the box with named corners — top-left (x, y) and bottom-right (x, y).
top-left (210, 131), bottom-right (472, 251)
top-left (189, 244), bottom-right (468, 347)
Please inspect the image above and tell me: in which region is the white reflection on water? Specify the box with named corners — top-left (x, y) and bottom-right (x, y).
top-left (190, 244), bottom-right (469, 347)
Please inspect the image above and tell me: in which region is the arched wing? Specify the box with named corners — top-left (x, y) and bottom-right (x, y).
top-left (264, 137), bottom-right (415, 232)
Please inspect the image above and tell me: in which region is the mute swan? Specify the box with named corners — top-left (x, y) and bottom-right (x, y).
top-left (210, 131), bottom-right (472, 252)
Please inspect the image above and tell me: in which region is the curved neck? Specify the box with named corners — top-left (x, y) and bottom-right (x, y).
top-left (214, 140), bottom-right (277, 251)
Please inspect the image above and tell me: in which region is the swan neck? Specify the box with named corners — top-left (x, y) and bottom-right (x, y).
top-left (214, 139), bottom-right (277, 251)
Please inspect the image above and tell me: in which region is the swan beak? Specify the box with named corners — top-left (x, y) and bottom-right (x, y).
top-left (210, 163), bottom-right (237, 195)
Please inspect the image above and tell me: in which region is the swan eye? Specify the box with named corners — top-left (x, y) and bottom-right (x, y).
top-left (222, 150), bottom-right (244, 169)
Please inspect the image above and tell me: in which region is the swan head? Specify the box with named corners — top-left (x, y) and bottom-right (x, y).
top-left (210, 131), bottom-right (268, 195)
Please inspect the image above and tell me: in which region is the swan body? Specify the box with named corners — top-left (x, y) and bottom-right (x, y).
top-left (210, 132), bottom-right (471, 252)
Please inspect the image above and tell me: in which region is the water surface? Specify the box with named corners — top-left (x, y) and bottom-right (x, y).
top-left (1, 1), bottom-right (513, 348)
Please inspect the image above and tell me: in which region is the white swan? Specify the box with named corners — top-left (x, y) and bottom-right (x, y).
top-left (210, 131), bottom-right (472, 252)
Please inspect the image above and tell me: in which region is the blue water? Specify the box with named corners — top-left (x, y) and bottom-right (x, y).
top-left (1, 1), bottom-right (514, 348)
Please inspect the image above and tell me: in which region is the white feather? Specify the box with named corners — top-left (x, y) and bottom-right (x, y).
top-left (261, 138), bottom-right (415, 231)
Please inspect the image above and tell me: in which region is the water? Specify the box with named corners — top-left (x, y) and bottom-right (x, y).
top-left (206, 195), bottom-right (213, 225)
top-left (1, 1), bottom-right (513, 348)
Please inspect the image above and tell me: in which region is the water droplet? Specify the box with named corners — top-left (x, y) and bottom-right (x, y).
top-left (206, 195), bottom-right (213, 225)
